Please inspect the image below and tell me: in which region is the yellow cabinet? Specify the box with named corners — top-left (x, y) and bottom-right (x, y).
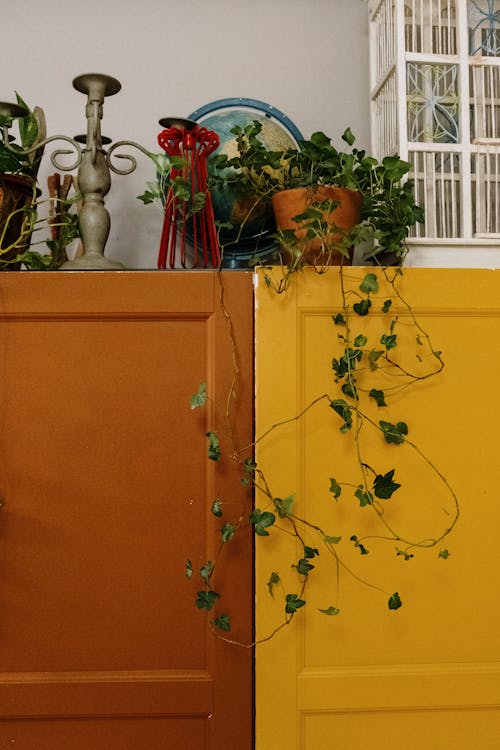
top-left (255, 268), bottom-right (500, 749)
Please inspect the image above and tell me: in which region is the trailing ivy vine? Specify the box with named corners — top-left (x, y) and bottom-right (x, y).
top-left (187, 266), bottom-right (459, 647)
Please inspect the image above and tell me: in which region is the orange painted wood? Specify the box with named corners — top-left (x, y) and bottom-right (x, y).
top-left (0, 271), bottom-right (254, 749)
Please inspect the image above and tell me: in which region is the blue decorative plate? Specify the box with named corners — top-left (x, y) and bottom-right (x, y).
top-left (188, 98), bottom-right (303, 267)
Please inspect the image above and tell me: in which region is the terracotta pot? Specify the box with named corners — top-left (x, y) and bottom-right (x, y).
top-left (271, 185), bottom-right (362, 265)
top-left (0, 173), bottom-right (36, 268)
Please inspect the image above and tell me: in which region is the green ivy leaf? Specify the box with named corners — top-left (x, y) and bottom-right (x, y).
top-left (351, 535), bottom-right (369, 555)
top-left (324, 534), bottom-right (342, 545)
top-left (369, 350), bottom-right (384, 370)
top-left (215, 220), bottom-right (234, 231)
top-left (382, 299), bottom-right (392, 313)
top-left (294, 558), bottom-right (315, 575)
top-left (332, 348), bottom-right (363, 379)
top-left (355, 486), bottom-right (374, 507)
top-left (191, 191), bottom-right (207, 213)
top-left (185, 559), bottom-right (193, 578)
top-left (200, 561), bottom-right (214, 584)
top-left (439, 549), bottom-right (450, 559)
top-left (250, 508), bottom-right (276, 536)
top-left (329, 477), bottom-right (342, 500)
top-left (330, 399), bottom-right (353, 432)
top-left (190, 382), bottom-right (207, 409)
top-left (137, 190), bottom-right (156, 205)
top-left (221, 523), bottom-right (235, 543)
top-left (211, 498), bottom-right (223, 517)
top-left (267, 571), bottom-right (280, 595)
top-left (294, 207), bottom-right (324, 222)
top-left (213, 614), bottom-right (231, 632)
top-left (396, 548), bottom-right (414, 560)
top-left (360, 273), bottom-right (379, 293)
top-left (354, 334), bottom-right (368, 347)
top-left (241, 459), bottom-right (257, 487)
top-left (170, 175), bottom-right (191, 202)
top-left (369, 388), bottom-right (387, 407)
top-left (285, 594), bottom-right (306, 614)
top-left (342, 375), bottom-right (358, 400)
top-left (206, 431), bottom-right (221, 461)
top-left (342, 127), bottom-right (356, 147)
top-left (353, 298), bottom-right (372, 316)
top-left (195, 590), bottom-right (220, 611)
top-left (388, 592), bottom-right (403, 610)
top-left (379, 420), bottom-right (408, 445)
top-left (21, 250), bottom-right (56, 270)
top-left (381, 333), bottom-right (398, 350)
top-left (149, 152), bottom-right (178, 172)
top-left (304, 546), bottom-right (319, 559)
top-left (373, 469), bottom-right (401, 499)
top-left (333, 313), bottom-right (346, 326)
top-left (16, 93), bottom-right (38, 151)
top-left (319, 606), bottom-right (340, 616)
top-left (274, 495), bottom-right (295, 518)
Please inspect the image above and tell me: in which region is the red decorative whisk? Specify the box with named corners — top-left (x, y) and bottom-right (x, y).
top-left (157, 118), bottom-right (220, 269)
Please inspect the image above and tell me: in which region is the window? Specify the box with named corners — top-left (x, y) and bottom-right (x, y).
top-left (369, 0), bottom-right (500, 247)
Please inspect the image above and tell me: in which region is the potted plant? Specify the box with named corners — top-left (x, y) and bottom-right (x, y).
top-left (0, 93), bottom-right (46, 267)
top-left (209, 121), bottom-right (424, 271)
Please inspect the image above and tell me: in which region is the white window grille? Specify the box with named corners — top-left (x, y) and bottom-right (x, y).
top-left (368, 0), bottom-right (500, 249)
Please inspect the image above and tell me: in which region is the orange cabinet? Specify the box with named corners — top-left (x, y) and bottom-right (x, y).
top-left (0, 271), bottom-right (254, 750)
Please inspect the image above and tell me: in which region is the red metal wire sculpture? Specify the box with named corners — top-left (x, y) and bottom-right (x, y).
top-left (157, 119), bottom-right (220, 269)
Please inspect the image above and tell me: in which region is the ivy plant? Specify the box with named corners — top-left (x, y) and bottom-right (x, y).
top-left (187, 267), bottom-right (459, 645)
top-left (137, 151), bottom-right (206, 223)
top-left (208, 121), bottom-right (424, 267)
top-left (0, 185), bottom-right (82, 269)
top-left (0, 93), bottom-right (46, 180)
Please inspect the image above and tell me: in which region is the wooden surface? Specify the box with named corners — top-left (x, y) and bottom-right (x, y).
top-left (0, 271), bottom-right (254, 749)
top-left (255, 267), bottom-right (500, 749)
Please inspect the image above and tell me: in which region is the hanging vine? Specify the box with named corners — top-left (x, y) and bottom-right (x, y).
top-left (186, 266), bottom-right (459, 647)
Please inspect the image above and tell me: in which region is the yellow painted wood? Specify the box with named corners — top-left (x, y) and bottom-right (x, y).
top-left (255, 267), bottom-right (500, 749)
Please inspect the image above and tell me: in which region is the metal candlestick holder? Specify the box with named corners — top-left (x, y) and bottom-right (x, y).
top-left (0, 73), bottom-right (153, 270)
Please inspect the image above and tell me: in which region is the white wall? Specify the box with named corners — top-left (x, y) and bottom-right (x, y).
top-left (2, 0), bottom-right (370, 268)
